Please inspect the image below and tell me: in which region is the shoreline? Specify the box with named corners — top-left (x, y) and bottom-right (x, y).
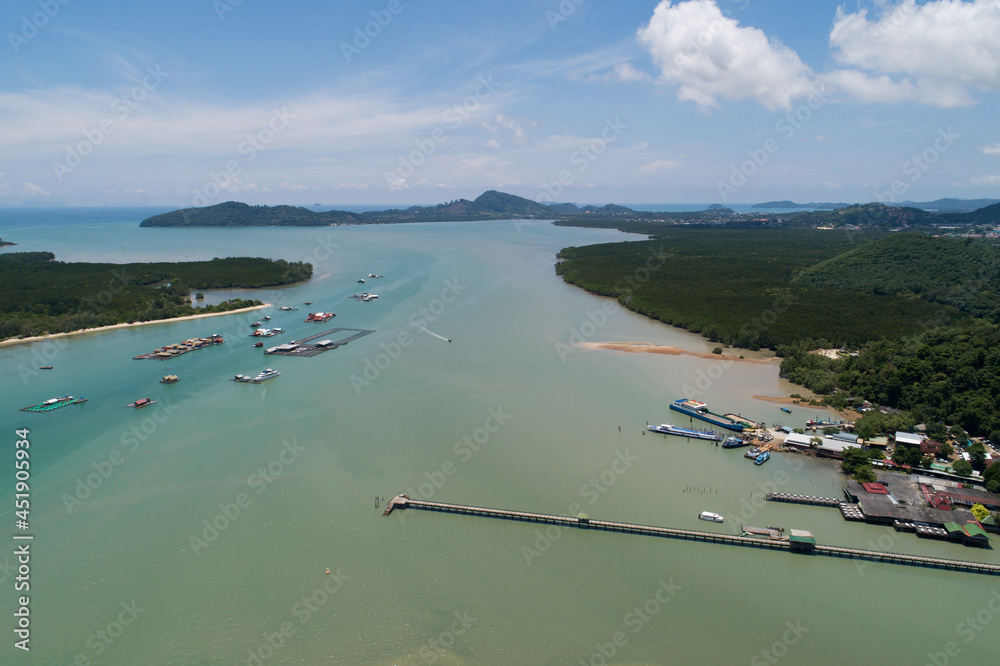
top-left (577, 341), bottom-right (780, 364)
top-left (0, 303), bottom-right (270, 348)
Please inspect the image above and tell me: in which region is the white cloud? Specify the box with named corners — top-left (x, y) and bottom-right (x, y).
top-left (636, 0), bottom-right (816, 111)
top-left (485, 139), bottom-right (502, 150)
top-left (639, 159), bottom-right (681, 173)
top-left (828, 0), bottom-right (1000, 107)
top-left (614, 62), bottom-right (650, 83)
top-left (821, 181), bottom-right (841, 189)
top-left (971, 174), bottom-right (1000, 185)
top-left (980, 143), bottom-right (1000, 156)
top-left (22, 182), bottom-right (50, 197)
top-left (494, 114), bottom-right (536, 145)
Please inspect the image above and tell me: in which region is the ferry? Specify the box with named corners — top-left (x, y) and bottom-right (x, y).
top-left (669, 399), bottom-right (746, 432)
top-left (754, 451), bottom-right (771, 465)
top-left (647, 423), bottom-right (721, 441)
top-left (127, 398), bottom-right (156, 408)
top-left (698, 511), bottom-right (724, 523)
top-left (722, 436), bottom-right (749, 448)
top-left (306, 312), bottom-right (335, 322)
top-left (160, 375), bottom-right (180, 384)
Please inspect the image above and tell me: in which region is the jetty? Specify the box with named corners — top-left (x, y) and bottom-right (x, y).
top-left (263, 327), bottom-right (374, 357)
top-left (765, 492), bottom-right (841, 508)
top-left (383, 495), bottom-right (1000, 577)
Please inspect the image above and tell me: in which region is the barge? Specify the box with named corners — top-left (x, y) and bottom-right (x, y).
top-left (669, 399), bottom-right (747, 432)
top-left (647, 423), bottom-right (721, 441)
top-left (20, 396), bottom-right (88, 412)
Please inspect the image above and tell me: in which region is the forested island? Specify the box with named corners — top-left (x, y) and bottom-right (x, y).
top-left (140, 190), bottom-right (1000, 230)
top-left (0, 253), bottom-right (312, 341)
top-left (0, 237), bottom-right (14, 247)
top-left (555, 225), bottom-right (1000, 443)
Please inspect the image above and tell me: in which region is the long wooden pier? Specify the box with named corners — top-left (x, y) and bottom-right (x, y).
top-left (383, 495), bottom-right (1000, 577)
top-left (765, 492), bottom-right (841, 508)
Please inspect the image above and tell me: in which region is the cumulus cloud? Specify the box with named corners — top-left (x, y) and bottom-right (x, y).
top-left (980, 143), bottom-right (1000, 156)
top-left (636, 0), bottom-right (816, 110)
top-left (639, 159), bottom-right (682, 173)
top-left (494, 114), bottom-right (536, 145)
top-left (827, 0), bottom-right (1000, 107)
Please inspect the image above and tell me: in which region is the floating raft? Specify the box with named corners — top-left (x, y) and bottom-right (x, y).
top-left (133, 334), bottom-right (224, 360)
top-left (21, 396), bottom-right (88, 412)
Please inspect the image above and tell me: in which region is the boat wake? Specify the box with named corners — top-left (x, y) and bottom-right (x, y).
top-left (410, 323), bottom-right (450, 342)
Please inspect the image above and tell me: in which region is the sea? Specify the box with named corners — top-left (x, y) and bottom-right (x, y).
top-left (1, 208), bottom-right (997, 665)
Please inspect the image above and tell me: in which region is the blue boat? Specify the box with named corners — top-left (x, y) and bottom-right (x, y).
top-left (647, 424), bottom-right (721, 442)
top-left (669, 399), bottom-right (746, 432)
top-left (754, 451), bottom-right (771, 465)
top-left (781, 407), bottom-right (792, 413)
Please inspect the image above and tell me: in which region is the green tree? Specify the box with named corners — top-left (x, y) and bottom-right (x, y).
top-left (952, 459), bottom-right (973, 476)
top-left (919, 456), bottom-right (934, 469)
top-left (892, 445), bottom-right (921, 468)
top-left (939, 441), bottom-right (954, 458)
top-left (968, 442), bottom-right (987, 471)
top-left (853, 467), bottom-right (877, 483)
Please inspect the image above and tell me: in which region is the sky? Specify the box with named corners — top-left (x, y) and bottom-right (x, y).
top-left (2, 0), bottom-right (1000, 207)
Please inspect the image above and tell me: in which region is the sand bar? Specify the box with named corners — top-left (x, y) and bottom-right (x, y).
top-left (578, 341), bottom-right (780, 364)
top-left (0, 303), bottom-right (271, 348)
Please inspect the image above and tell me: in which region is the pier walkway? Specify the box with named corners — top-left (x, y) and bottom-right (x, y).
top-left (384, 495), bottom-right (1000, 577)
top-left (765, 492), bottom-right (840, 508)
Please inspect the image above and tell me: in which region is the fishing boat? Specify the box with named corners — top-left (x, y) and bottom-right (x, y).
top-left (754, 451), bottom-right (771, 465)
top-left (160, 375), bottom-right (180, 384)
top-left (669, 399), bottom-right (747, 432)
top-left (263, 315), bottom-right (271, 321)
top-left (698, 511), bottom-right (724, 523)
top-left (304, 301), bottom-right (313, 305)
top-left (127, 398), bottom-right (156, 408)
top-left (646, 423), bottom-right (721, 441)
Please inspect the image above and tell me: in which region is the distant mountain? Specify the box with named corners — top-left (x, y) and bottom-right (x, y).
top-left (896, 198), bottom-right (1000, 214)
top-left (939, 201), bottom-right (1000, 225)
top-left (782, 203), bottom-right (937, 228)
top-left (140, 201), bottom-right (361, 227)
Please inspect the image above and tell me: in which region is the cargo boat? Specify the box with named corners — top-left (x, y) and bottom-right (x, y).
top-left (669, 399), bottom-right (746, 432)
top-left (646, 423), bottom-right (721, 441)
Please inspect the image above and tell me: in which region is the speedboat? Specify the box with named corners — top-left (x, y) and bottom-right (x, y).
top-left (699, 511), bottom-right (724, 523)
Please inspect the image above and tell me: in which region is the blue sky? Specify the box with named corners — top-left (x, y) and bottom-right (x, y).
top-left (2, 0), bottom-right (999, 206)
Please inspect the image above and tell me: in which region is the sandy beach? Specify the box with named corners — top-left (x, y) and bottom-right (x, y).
top-left (578, 341), bottom-right (781, 364)
top-left (0, 303), bottom-right (270, 348)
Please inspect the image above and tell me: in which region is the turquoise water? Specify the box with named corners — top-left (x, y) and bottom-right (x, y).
top-left (2, 214), bottom-right (999, 664)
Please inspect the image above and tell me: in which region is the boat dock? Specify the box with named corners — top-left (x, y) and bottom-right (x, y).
top-left (20, 396), bottom-right (88, 412)
top-left (264, 327), bottom-right (374, 357)
top-left (765, 492), bottom-right (841, 508)
top-left (383, 495), bottom-right (1000, 576)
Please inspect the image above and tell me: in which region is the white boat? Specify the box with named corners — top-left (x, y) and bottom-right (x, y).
top-left (253, 368), bottom-right (280, 382)
top-left (698, 511), bottom-right (724, 523)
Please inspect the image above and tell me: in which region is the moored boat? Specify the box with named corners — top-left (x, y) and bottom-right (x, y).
top-left (254, 342), bottom-right (263, 348)
top-left (160, 375), bottom-right (180, 384)
top-left (745, 447), bottom-right (761, 459)
top-left (754, 451), bottom-right (771, 465)
top-left (699, 511), bottom-right (724, 523)
top-left (722, 436), bottom-right (749, 448)
top-left (306, 312), bottom-right (335, 322)
top-left (647, 423), bottom-right (721, 441)
top-left (669, 399), bottom-right (747, 432)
